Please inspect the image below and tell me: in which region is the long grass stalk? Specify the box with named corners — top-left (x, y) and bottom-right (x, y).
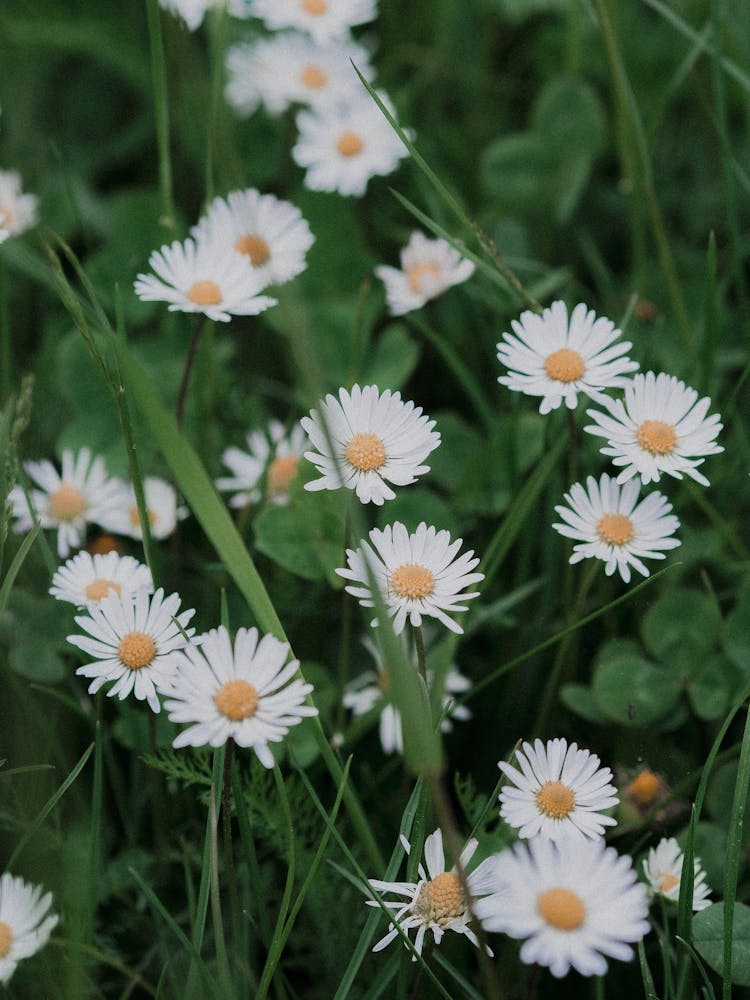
top-left (145, 0), bottom-right (175, 229)
top-left (721, 699), bottom-right (750, 999)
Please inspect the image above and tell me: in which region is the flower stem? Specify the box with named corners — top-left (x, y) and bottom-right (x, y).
top-left (222, 737), bottom-right (241, 957)
top-left (413, 625), bottom-right (428, 680)
top-left (176, 318), bottom-right (205, 430)
top-left (336, 506), bottom-right (353, 733)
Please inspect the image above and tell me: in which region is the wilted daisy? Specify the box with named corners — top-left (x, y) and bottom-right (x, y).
top-left (497, 301), bottom-right (638, 415)
top-left (0, 169), bottom-right (38, 241)
top-left (134, 234), bottom-right (277, 322)
top-left (9, 447), bottom-right (121, 557)
top-left (249, 0), bottom-right (377, 44)
top-left (192, 189), bottom-right (314, 289)
top-left (368, 827), bottom-right (496, 957)
top-left (585, 371), bottom-right (724, 486)
top-left (499, 738), bottom-right (619, 842)
top-left (163, 625), bottom-right (317, 767)
top-left (475, 838), bottom-right (650, 978)
top-left (337, 522), bottom-right (483, 635)
top-left (375, 232), bottom-right (475, 316)
top-left (301, 384), bottom-right (440, 505)
top-left (159, 0), bottom-right (249, 31)
top-left (216, 420), bottom-right (307, 508)
top-left (0, 873), bottom-right (58, 985)
top-left (67, 588), bottom-right (196, 713)
top-left (100, 476), bottom-right (188, 541)
top-left (293, 91), bottom-right (409, 197)
top-left (50, 551), bottom-right (153, 608)
top-left (552, 473), bottom-right (681, 583)
top-left (642, 837), bottom-right (711, 911)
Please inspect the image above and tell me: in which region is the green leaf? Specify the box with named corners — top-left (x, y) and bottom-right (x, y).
top-left (254, 489), bottom-right (346, 586)
top-left (375, 487), bottom-right (458, 536)
top-left (560, 683), bottom-right (608, 723)
top-left (687, 654), bottom-right (741, 721)
top-left (9, 636), bottom-right (66, 683)
top-left (360, 323), bottom-right (420, 390)
top-left (641, 588), bottom-right (721, 661)
top-left (724, 576), bottom-right (750, 674)
top-left (531, 79), bottom-right (606, 157)
top-left (481, 132), bottom-right (558, 211)
top-left (592, 639), bottom-right (681, 727)
top-left (694, 902), bottom-right (750, 986)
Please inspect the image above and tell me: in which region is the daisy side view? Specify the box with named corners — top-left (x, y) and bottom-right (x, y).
top-left (642, 837), bottom-right (711, 911)
top-left (375, 231), bottom-right (475, 316)
top-left (0, 873), bottom-right (58, 985)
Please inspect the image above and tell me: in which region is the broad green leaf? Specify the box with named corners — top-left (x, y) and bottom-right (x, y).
top-left (724, 576), bottom-right (750, 674)
top-left (592, 639), bottom-right (681, 727)
top-left (254, 489), bottom-right (345, 586)
top-left (360, 323), bottom-right (420, 390)
top-left (481, 132), bottom-right (558, 211)
top-left (560, 683), bottom-right (607, 723)
top-left (9, 637), bottom-right (66, 683)
top-left (641, 588), bottom-right (721, 661)
top-left (531, 79), bottom-right (607, 157)
top-left (687, 654), bottom-right (741, 721)
top-left (694, 902), bottom-right (750, 986)
top-left (375, 486), bottom-right (458, 536)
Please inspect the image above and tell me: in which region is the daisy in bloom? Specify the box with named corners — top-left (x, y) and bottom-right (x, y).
top-left (67, 588), bottom-right (196, 713)
top-left (337, 521), bottom-right (483, 635)
top-left (552, 473), bottom-right (681, 583)
top-left (375, 232), bottom-right (475, 316)
top-left (9, 447), bottom-right (121, 558)
top-left (133, 234), bottom-right (277, 323)
top-left (368, 827), bottom-right (496, 957)
top-left (101, 477), bottom-right (188, 541)
top-left (642, 837), bottom-right (711, 911)
top-left (301, 384), bottom-right (440, 505)
top-left (497, 301), bottom-right (638, 415)
top-left (159, 0), bottom-right (249, 31)
top-left (216, 420), bottom-right (307, 508)
top-left (293, 91), bottom-right (410, 197)
top-left (498, 738), bottom-right (619, 842)
top-left (474, 837), bottom-right (650, 978)
top-left (249, 0), bottom-right (377, 44)
top-left (49, 550), bottom-right (153, 608)
top-left (0, 873), bottom-right (58, 985)
top-left (0, 169), bottom-right (38, 242)
top-left (192, 189), bottom-right (315, 289)
top-left (163, 625), bottom-right (317, 767)
top-left (585, 372), bottom-right (724, 486)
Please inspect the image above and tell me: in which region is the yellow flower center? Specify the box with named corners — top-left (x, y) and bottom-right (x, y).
top-left (596, 512), bottom-right (634, 547)
top-left (625, 768), bottom-right (661, 806)
top-left (129, 506), bottom-right (157, 529)
top-left (214, 679), bottom-right (260, 721)
top-left (538, 887), bottom-right (586, 930)
top-left (337, 131), bottom-right (364, 157)
top-left (535, 780), bottom-right (575, 819)
top-left (407, 261), bottom-right (442, 295)
top-left (0, 922), bottom-right (12, 958)
top-left (267, 455), bottom-right (299, 498)
top-left (187, 279), bottom-right (222, 306)
top-left (345, 432), bottom-right (387, 471)
top-left (390, 564), bottom-right (435, 600)
top-left (413, 872), bottom-right (465, 928)
top-left (48, 482), bottom-right (87, 522)
top-left (544, 347), bottom-right (586, 383)
top-left (377, 669), bottom-right (390, 692)
top-left (84, 578), bottom-right (122, 602)
top-left (657, 873), bottom-right (680, 893)
top-left (118, 631), bottom-right (156, 670)
top-left (636, 419), bottom-right (677, 456)
top-left (235, 234), bottom-right (270, 268)
top-left (88, 534), bottom-right (121, 556)
top-left (302, 0), bottom-right (327, 13)
top-left (300, 64), bottom-right (327, 89)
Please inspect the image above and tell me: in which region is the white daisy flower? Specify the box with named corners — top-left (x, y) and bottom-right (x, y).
top-left (375, 232), bottom-right (475, 316)
top-left (159, 0), bottom-right (249, 31)
top-left (368, 827), bottom-right (496, 957)
top-left (133, 234), bottom-right (277, 323)
top-left (301, 384), bottom-right (440, 506)
top-left (584, 371), bottom-right (724, 487)
top-left (98, 476), bottom-right (188, 542)
top-left (642, 837), bottom-right (711, 911)
top-left (343, 634), bottom-right (471, 755)
top-left (163, 625), bottom-right (317, 767)
top-left (49, 551), bottom-right (154, 608)
top-left (474, 838), bottom-right (650, 978)
top-left (216, 420), bottom-right (307, 508)
top-left (552, 473), bottom-right (681, 584)
top-left (498, 738), bottom-right (619, 842)
top-left (0, 169), bottom-right (38, 241)
top-left (192, 189), bottom-right (314, 289)
top-left (497, 301), bottom-right (639, 415)
top-left (249, 0), bottom-right (377, 44)
top-left (67, 588), bottom-right (197, 714)
top-left (293, 91), bottom-right (410, 197)
top-left (9, 447), bottom-right (121, 558)
top-left (337, 521), bottom-right (483, 635)
top-left (0, 873), bottom-right (58, 985)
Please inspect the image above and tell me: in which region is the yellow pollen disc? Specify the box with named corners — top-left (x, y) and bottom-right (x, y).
top-left (535, 780), bottom-right (575, 819)
top-left (48, 482), bottom-right (87, 522)
top-left (118, 631), bottom-right (156, 670)
top-left (407, 261), bottom-right (442, 295)
top-left (84, 578), bottom-right (122, 602)
top-left (214, 679), bottom-right (260, 721)
top-left (88, 534), bottom-right (122, 556)
top-left (636, 419), bottom-right (677, 456)
top-left (235, 233), bottom-right (270, 268)
top-left (377, 669), bottom-right (390, 692)
top-left (300, 64), bottom-right (327, 89)
top-left (596, 512), bottom-right (634, 547)
top-left (413, 872), bottom-right (465, 928)
top-left (538, 888), bottom-right (586, 931)
top-left (626, 769), bottom-right (661, 806)
top-left (187, 279), bottom-right (222, 306)
top-left (345, 432), bottom-right (387, 472)
top-left (267, 455), bottom-right (299, 497)
top-left (129, 506), bottom-right (158, 529)
top-left (390, 564), bottom-right (435, 601)
top-left (302, 0), bottom-right (327, 14)
top-left (0, 922), bottom-right (12, 958)
top-left (658, 873), bottom-right (680, 893)
top-left (0, 209), bottom-right (12, 229)
top-left (337, 131), bottom-right (364, 157)
top-left (544, 347), bottom-right (586, 383)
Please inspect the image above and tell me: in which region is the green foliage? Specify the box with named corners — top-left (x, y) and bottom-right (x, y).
top-left (694, 902), bottom-right (750, 986)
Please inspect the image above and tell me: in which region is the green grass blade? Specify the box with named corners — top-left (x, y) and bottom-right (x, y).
top-left (232, 761), bottom-right (272, 947)
top-left (638, 938), bottom-right (660, 999)
top-left (675, 937), bottom-right (717, 1000)
top-left (145, 0), bottom-right (175, 229)
top-left (0, 523), bottom-right (40, 614)
top-left (721, 700), bottom-right (750, 998)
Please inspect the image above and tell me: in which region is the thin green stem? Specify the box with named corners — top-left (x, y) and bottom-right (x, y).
top-left (336, 507), bottom-right (353, 733)
top-left (222, 738), bottom-right (241, 958)
top-left (209, 781), bottom-right (234, 997)
top-left (176, 318), bottom-right (206, 430)
top-left (145, 0), bottom-right (175, 230)
top-left (413, 625), bottom-right (427, 680)
top-left (722, 699), bottom-right (750, 999)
